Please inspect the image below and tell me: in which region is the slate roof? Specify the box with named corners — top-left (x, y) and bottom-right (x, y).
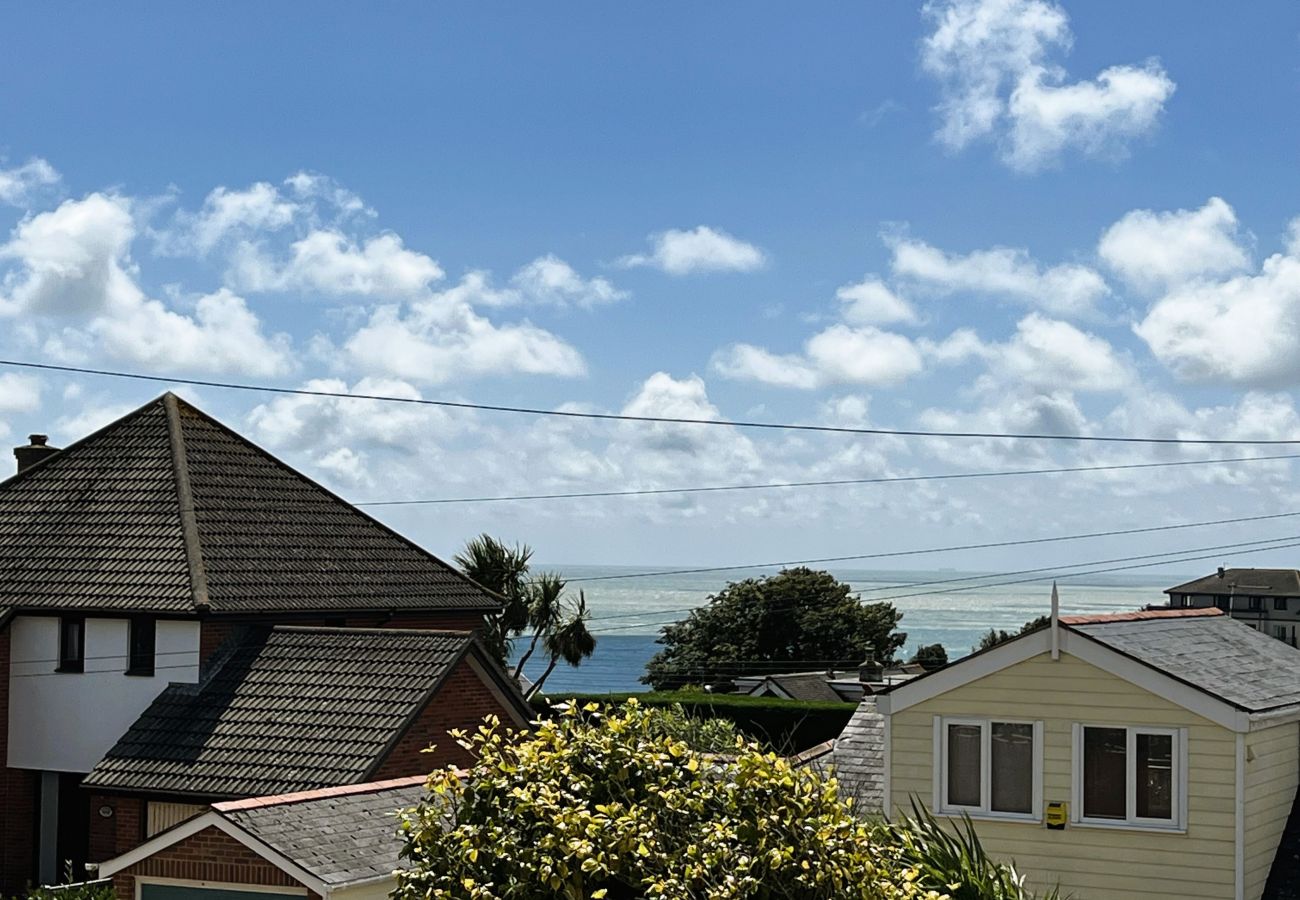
top-left (0, 392), bottom-right (498, 614)
top-left (1166, 568), bottom-right (1300, 598)
top-left (1065, 608), bottom-right (1300, 713)
top-left (830, 697), bottom-right (885, 816)
top-left (216, 777), bottom-right (428, 886)
top-left (83, 626), bottom-right (483, 798)
top-left (750, 672), bottom-right (846, 702)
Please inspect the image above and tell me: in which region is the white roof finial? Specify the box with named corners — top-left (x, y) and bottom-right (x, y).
top-left (1050, 581), bottom-right (1060, 661)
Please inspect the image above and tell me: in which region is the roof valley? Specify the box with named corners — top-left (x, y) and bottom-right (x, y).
top-left (163, 393), bottom-right (209, 612)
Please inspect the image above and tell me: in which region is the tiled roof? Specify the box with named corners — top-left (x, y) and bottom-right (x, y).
top-left (1068, 611), bottom-right (1300, 713)
top-left (83, 627), bottom-right (475, 798)
top-left (830, 697), bottom-right (885, 815)
top-left (0, 393), bottom-right (498, 614)
top-left (217, 777), bottom-right (428, 886)
top-left (1166, 568), bottom-right (1300, 597)
top-left (753, 673), bottom-right (846, 702)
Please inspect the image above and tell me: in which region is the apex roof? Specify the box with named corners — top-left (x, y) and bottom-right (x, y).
top-left (0, 392), bottom-right (499, 616)
top-left (83, 626), bottom-right (527, 799)
top-left (1165, 568), bottom-right (1300, 598)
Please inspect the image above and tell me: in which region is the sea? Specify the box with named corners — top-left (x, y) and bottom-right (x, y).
top-left (510, 565), bottom-right (1185, 694)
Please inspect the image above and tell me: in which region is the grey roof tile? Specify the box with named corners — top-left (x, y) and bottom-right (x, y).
top-left (1067, 611), bottom-right (1300, 712)
top-left (0, 393), bottom-right (498, 614)
top-left (83, 627), bottom-right (473, 798)
top-left (831, 697), bottom-right (885, 816)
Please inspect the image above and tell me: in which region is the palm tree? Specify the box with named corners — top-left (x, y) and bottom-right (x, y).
top-left (455, 534), bottom-right (532, 665)
top-left (526, 591), bottom-right (596, 699)
top-left (512, 572), bottom-right (566, 681)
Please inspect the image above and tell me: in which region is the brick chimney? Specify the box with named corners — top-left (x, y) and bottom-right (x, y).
top-left (14, 434), bottom-right (59, 473)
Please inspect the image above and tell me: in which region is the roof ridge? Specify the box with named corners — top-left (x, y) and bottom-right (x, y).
top-left (272, 625), bottom-right (474, 637)
top-left (213, 774), bottom-right (431, 812)
top-left (163, 393), bottom-right (209, 611)
top-left (1060, 607), bottom-right (1224, 625)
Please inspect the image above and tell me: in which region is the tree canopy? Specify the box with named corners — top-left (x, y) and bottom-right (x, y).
top-left (973, 616), bottom-right (1050, 653)
top-left (643, 567), bottom-right (906, 691)
top-left (909, 643), bottom-right (949, 672)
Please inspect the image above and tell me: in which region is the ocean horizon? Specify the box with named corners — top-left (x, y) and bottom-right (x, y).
top-left (512, 564), bottom-right (1190, 694)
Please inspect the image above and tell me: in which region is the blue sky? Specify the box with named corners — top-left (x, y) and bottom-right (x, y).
top-left (1, 1), bottom-right (1299, 578)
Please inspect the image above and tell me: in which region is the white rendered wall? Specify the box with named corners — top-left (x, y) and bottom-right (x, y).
top-left (7, 615), bottom-right (200, 772)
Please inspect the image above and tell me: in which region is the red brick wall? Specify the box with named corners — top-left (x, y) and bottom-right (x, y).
top-left (374, 658), bottom-right (520, 776)
top-left (89, 794), bottom-right (144, 864)
top-left (0, 625), bottom-right (38, 895)
top-left (110, 825), bottom-right (313, 900)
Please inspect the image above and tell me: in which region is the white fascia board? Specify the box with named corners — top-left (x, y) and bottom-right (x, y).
top-left (876, 630), bottom-right (1051, 716)
top-left (99, 812), bottom-right (329, 897)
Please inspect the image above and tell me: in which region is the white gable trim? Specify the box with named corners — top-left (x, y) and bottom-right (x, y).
top-left (98, 811), bottom-right (329, 896)
top-left (877, 626), bottom-right (1251, 732)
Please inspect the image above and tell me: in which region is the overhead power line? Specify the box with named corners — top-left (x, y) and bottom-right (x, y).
top-left (7, 358), bottom-right (1300, 447)
top-left (355, 452), bottom-right (1300, 507)
top-left (562, 507), bottom-right (1300, 585)
top-left (585, 532), bottom-right (1300, 624)
top-left (591, 537), bottom-right (1300, 634)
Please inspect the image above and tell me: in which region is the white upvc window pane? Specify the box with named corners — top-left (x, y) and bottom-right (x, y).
top-left (991, 722), bottom-right (1033, 814)
top-left (1136, 732), bottom-right (1174, 820)
top-left (1083, 726), bottom-right (1127, 820)
top-left (946, 723), bottom-right (982, 807)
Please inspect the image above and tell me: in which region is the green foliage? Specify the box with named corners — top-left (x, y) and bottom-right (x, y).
top-left (642, 702), bottom-right (743, 753)
top-left (643, 567), bottom-right (906, 691)
top-left (973, 616), bottom-right (1051, 654)
top-left (15, 882), bottom-right (114, 900)
top-left (910, 643), bottom-right (949, 671)
top-left (534, 691), bottom-right (855, 753)
top-left (456, 534), bottom-right (595, 694)
top-left (395, 701), bottom-right (950, 900)
top-left (884, 802), bottom-right (1061, 900)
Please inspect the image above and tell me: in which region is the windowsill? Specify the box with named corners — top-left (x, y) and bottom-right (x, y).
top-left (55, 665), bottom-right (84, 674)
top-left (1071, 819), bottom-right (1185, 835)
top-left (124, 668), bottom-right (155, 677)
top-left (939, 810), bottom-right (1041, 825)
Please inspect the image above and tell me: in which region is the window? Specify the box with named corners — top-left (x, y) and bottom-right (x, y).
top-left (1248, 596), bottom-right (1262, 611)
top-left (127, 617), bottom-right (156, 676)
top-left (938, 717), bottom-right (1041, 818)
top-left (1214, 597), bottom-right (1229, 611)
top-left (1276, 598), bottom-right (1288, 612)
top-left (1074, 725), bottom-right (1183, 828)
top-left (57, 616), bottom-right (84, 673)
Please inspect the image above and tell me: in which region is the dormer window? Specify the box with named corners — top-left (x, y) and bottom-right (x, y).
top-left (128, 617), bottom-right (156, 676)
top-left (58, 616), bottom-right (84, 673)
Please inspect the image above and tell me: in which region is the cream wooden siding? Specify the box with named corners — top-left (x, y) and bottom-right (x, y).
top-left (889, 651), bottom-right (1239, 900)
top-left (145, 801), bottom-right (206, 836)
top-left (1245, 721), bottom-right (1299, 899)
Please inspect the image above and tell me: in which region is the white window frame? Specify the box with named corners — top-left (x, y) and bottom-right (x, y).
top-left (933, 716), bottom-right (1043, 822)
top-left (1071, 723), bottom-right (1187, 831)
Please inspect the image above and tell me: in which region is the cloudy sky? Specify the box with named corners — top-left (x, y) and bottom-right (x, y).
top-left (2, 1), bottom-right (1299, 578)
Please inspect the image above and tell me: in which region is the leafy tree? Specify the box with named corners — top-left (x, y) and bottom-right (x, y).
top-left (456, 534), bottom-right (595, 694)
top-left (909, 643), bottom-right (949, 672)
top-left (643, 567), bottom-right (905, 690)
top-left (394, 701), bottom-right (947, 900)
top-left (973, 615), bottom-right (1051, 653)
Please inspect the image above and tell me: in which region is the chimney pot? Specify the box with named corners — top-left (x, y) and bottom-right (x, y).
top-left (1218, 566), bottom-right (1226, 579)
top-left (14, 434), bottom-right (60, 474)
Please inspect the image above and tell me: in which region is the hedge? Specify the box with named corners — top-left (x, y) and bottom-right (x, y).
top-left (530, 690), bottom-right (855, 753)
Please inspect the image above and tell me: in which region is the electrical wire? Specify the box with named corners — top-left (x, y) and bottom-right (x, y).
top-left (354, 452), bottom-right (1300, 507)
top-left (8, 358), bottom-right (1300, 447)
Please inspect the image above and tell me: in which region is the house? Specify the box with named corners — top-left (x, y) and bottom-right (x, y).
top-left (832, 607), bottom-right (1300, 900)
top-left (737, 664), bottom-right (924, 702)
top-left (0, 393), bottom-right (515, 892)
top-left (1167, 568), bottom-right (1300, 645)
top-left (98, 775), bottom-right (427, 900)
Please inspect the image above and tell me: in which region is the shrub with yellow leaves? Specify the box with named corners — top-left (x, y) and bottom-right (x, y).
top-left (395, 700), bottom-right (954, 900)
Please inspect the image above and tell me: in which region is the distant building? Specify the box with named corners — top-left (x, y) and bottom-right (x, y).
top-left (1166, 568), bottom-right (1300, 645)
top-left (735, 662), bottom-right (925, 703)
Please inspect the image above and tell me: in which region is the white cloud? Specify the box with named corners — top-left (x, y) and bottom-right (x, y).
top-left (231, 229), bottom-right (445, 298)
top-left (0, 193), bottom-right (293, 375)
top-left (1099, 197), bottom-right (1251, 293)
top-left (836, 277), bottom-right (919, 325)
top-left (0, 374), bottom-right (41, 414)
top-left (890, 235), bottom-right (1108, 317)
top-left (928, 313), bottom-right (1130, 393)
top-left (713, 324), bottom-right (923, 390)
top-left (0, 158), bottom-right (60, 207)
top-left (619, 226), bottom-right (766, 275)
top-left (180, 182), bottom-right (301, 254)
top-left (921, 0), bottom-right (1174, 171)
top-left (1135, 248), bottom-right (1300, 386)
top-left (506, 255), bottom-right (627, 308)
top-left (343, 275), bottom-right (587, 384)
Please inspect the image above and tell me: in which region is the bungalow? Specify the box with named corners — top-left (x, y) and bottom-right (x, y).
top-left (98, 776), bottom-right (427, 900)
top-left (833, 606), bottom-right (1300, 900)
top-left (0, 393), bottom-right (518, 892)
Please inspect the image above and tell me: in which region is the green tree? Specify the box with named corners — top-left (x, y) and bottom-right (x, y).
top-left (643, 567), bottom-right (906, 690)
top-left (456, 534), bottom-right (596, 694)
top-left (393, 701), bottom-right (950, 900)
top-left (910, 643), bottom-right (949, 672)
top-left (973, 615), bottom-right (1051, 653)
